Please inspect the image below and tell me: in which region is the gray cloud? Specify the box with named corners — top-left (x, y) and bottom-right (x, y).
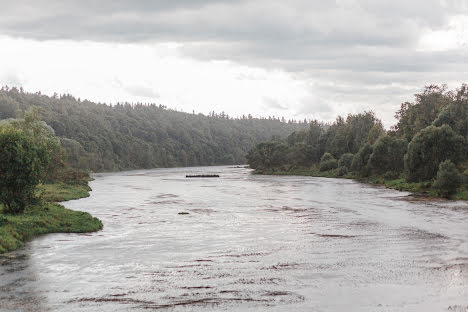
top-left (262, 97), bottom-right (288, 110)
top-left (1, 0), bottom-right (467, 125)
top-left (125, 85), bottom-right (160, 99)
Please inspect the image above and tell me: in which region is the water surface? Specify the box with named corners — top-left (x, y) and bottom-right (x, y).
top-left (1, 166), bottom-right (467, 311)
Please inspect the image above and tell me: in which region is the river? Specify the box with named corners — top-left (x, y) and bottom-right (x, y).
top-left (1, 166), bottom-right (467, 311)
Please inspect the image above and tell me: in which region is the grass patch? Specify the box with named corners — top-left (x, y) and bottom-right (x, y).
top-left (39, 182), bottom-right (92, 202)
top-left (1, 180), bottom-right (102, 254)
top-left (453, 189), bottom-right (468, 201)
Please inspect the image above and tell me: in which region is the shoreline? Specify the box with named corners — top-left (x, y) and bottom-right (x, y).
top-left (253, 168), bottom-right (468, 201)
top-left (0, 180), bottom-right (103, 254)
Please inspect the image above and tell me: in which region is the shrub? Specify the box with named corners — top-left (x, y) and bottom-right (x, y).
top-left (338, 153), bottom-right (354, 170)
top-left (337, 166), bottom-right (348, 176)
top-left (320, 153), bottom-right (338, 172)
top-left (368, 135), bottom-right (407, 176)
top-left (384, 170), bottom-right (400, 180)
top-left (433, 160), bottom-right (462, 198)
top-left (404, 125), bottom-right (466, 182)
top-left (351, 143), bottom-right (373, 177)
top-left (0, 127), bottom-right (50, 214)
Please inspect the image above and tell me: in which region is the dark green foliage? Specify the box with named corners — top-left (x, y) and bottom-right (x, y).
top-left (322, 112), bottom-right (382, 159)
top-left (320, 153), bottom-right (338, 172)
top-left (432, 84), bottom-right (468, 139)
top-left (0, 127), bottom-right (50, 214)
top-left (247, 112), bottom-right (382, 172)
top-left (404, 125), bottom-right (466, 182)
top-left (433, 160), bottom-right (462, 198)
top-left (393, 85), bottom-right (453, 142)
top-left (367, 124), bottom-right (386, 145)
top-left (7, 107), bottom-right (65, 182)
top-left (338, 153), bottom-right (354, 170)
top-left (321, 152), bottom-right (335, 162)
top-left (246, 141), bottom-right (289, 170)
top-left (368, 135), bottom-right (407, 177)
top-left (337, 166), bottom-right (348, 176)
top-left (246, 84), bottom-right (468, 199)
top-left (0, 87), bottom-right (306, 171)
top-left (351, 143), bottom-right (373, 177)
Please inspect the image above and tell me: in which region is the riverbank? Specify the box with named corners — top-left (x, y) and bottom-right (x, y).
top-left (0, 181), bottom-right (102, 254)
top-left (254, 167), bottom-right (468, 201)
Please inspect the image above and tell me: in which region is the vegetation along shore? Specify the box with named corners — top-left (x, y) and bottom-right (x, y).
top-left (0, 109), bottom-right (102, 254)
top-left (247, 84), bottom-right (468, 200)
top-left (1, 83), bottom-right (467, 254)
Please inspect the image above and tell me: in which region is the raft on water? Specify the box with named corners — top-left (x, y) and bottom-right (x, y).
top-left (186, 174), bottom-right (220, 178)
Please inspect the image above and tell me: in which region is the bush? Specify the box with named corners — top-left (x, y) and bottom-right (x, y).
top-left (384, 170), bottom-right (400, 180)
top-left (0, 127), bottom-right (50, 214)
top-left (320, 153), bottom-right (338, 172)
top-left (368, 135), bottom-right (407, 176)
top-left (404, 125), bottom-right (466, 182)
top-left (433, 160), bottom-right (462, 198)
top-left (351, 143), bottom-right (373, 177)
top-left (338, 153), bottom-right (354, 170)
top-left (337, 166), bottom-right (348, 176)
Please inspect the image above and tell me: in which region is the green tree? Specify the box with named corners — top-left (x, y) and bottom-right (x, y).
top-left (404, 125), bottom-right (466, 182)
top-left (368, 135), bottom-right (407, 178)
top-left (393, 85), bottom-right (452, 142)
top-left (338, 153), bottom-right (354, 170)
top-left (367, 124), bottom-right (385, 145)
top-left (432, 84), bottom-right (468, 139)
top-left (0, 127), bottom-right (50, 214)
top-left (320, 152), bottom-right (338, 172)
top-left (351, 143), bottom-right (373, 177)
top-left (433, 160), bottom-right (462, 198)
top-left (9, 107), bottom-right (64, 182)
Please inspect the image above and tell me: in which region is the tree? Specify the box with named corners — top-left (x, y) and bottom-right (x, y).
top-left (0, 127), bottom-right (50, 214)
top-left (432, 84), bottom-right (468, 139)
top-left (367, 124), bottom-right (385, 145)
top-left (404, 125), bottom-right (466, 182)
top-left (351, 143), bottom-right (373, 177)
top-left (320, 152), bottom-right (338, 172)
top-left (393, 85), bottom-right (452, 142)
top-left (338, 153), bottom-right (354, 170)
top-left (433, 160), bottom-right (462, 198)
top-left (8, 107), bottom-right (64, 181)
top-left (368, 135), bottom-right (407, 178)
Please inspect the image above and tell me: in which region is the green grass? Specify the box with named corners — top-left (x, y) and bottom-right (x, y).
top-left (0, 181), bottom-right (102, 254)
top-left (39, 181), bottom-right (92, 202)
top-left (453, 189), bottom-right (468, 200)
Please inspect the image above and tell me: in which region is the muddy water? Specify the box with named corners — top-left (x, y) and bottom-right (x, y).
top-left (1, 166), bottom-right (467, 312)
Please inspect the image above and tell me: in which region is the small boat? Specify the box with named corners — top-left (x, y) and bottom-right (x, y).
top-left (185, 174), bottom-right (220, 178)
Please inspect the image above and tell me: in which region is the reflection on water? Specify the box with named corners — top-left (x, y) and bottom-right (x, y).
top-left (1, 166), bottom-right (467, 311)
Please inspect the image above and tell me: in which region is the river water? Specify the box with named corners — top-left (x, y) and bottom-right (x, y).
top-left (1, 166), bottom-right (467, 311)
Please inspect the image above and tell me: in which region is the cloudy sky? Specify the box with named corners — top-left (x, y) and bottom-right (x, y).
top-left (0, 0), bottom-right (467, 127)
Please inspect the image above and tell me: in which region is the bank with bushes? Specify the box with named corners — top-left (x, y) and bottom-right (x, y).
top-left (247, 84), bottom-right (468, 200)
top-left (0, 109), bottom-right (102, 254)
top-left (0, 181), bottom-right (102, 254)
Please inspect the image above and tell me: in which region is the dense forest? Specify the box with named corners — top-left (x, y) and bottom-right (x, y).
top-left (247, 84), bottom-right (468, 198)
top-left (0, 87), bottom-right (307, 172)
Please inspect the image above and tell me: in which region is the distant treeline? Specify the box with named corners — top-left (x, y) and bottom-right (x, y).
top-left (0, 87), bottom-right (307, 172)
top-left (247, 84), bottom-right (468, 196)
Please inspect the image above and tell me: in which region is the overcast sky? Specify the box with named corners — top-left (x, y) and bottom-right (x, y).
top-left (0, 0), bottom-right (467, 127)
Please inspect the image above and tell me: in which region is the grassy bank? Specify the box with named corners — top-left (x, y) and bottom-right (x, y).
top-left (254, 167), bottom-right (468, 200)
top-left (0, 181), bottom-right (102, 254)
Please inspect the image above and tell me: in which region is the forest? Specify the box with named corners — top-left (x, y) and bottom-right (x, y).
top-left (247, 84), bottom-right (468, 199)
top-left (0, 87), bottom-right (307, 172)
